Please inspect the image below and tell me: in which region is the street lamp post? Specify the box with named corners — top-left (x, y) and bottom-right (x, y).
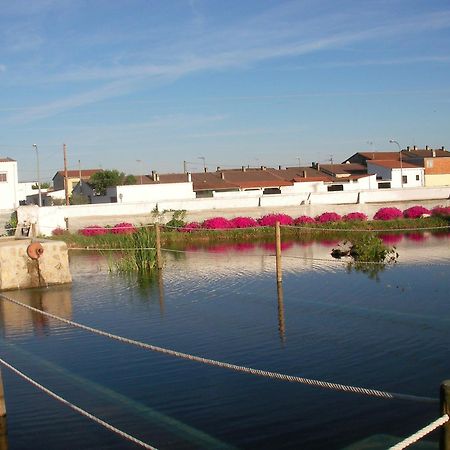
top-left (389, 139), bottom-right (403, 188)
top-left (32, 144), bottom-right (42, 207)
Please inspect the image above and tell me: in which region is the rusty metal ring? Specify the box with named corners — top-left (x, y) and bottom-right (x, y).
top-left (27, 242), bottom-right (44, 260)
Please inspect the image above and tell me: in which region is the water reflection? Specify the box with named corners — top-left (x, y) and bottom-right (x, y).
top-left (276, 281), bottom-right (285, 343)
top-left (0, 287), bottom-right (72, 338)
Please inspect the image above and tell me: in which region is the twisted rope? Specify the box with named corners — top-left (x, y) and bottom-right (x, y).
top-left (0, 358), bottom-right (157, 449)
top-left (388, 414), bottom-right (449, 449)
top-left (0, 294), bottom-right (437, 404)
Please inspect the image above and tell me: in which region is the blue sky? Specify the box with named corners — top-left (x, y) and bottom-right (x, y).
top-left (1, 0), bottom-right (450, 181)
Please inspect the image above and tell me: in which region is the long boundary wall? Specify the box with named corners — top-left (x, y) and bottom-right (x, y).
top-left (15, 186), bottom-right (450, 236)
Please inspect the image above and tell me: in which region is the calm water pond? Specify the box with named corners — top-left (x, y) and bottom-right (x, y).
top-left (0, 233), bottom-right (449, 449)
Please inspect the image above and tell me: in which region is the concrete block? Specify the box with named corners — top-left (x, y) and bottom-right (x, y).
top-left (0, 238), bottom-right (72, 291)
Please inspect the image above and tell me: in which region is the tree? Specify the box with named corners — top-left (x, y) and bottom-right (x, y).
top-left (89, 170), bottom-right (137, 195)
top-left (32, 182), bottom-right (51, 189)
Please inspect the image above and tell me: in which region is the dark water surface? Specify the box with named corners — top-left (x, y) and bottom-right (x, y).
top-left (1, 234), bottom-right (449, 449)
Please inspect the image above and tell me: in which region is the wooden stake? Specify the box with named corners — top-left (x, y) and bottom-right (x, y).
top-left (275, 221), bottom-right (282, 283)
top-left (155, 223), bottom-right (163, 270)
top-left (441, 380), bottom-right (450, 450)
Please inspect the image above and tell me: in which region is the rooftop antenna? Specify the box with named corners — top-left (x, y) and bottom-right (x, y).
top-left (367, 141), bottom-right (374, 159)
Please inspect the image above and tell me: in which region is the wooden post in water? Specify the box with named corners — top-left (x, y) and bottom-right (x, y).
top-left (275, 221), bottom-right (282, 283)
top-left (441, 380), bottom-right (450, 450)
top-left (155, 223), bottom-right (163, 270)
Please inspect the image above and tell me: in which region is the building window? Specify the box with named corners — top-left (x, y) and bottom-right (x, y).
top-left (0, 173), bottom-right (7, 182)
top-left (263, 188), bottom-right (281, 195)
top-left (426, 160), bottom-right (434, 168)
top-left (416, 175), bottom-right (420, 181)
top-left (327, 184), bottom-right (344, 191)
top-left (402, 175), bottom-right (408, 184)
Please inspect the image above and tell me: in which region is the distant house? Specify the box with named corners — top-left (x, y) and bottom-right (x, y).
top-left (343, 152), bottom-right (400, 166)
top-left (52, 169), bottom-right (103, 193)
top-left (400, 146), bottom-right (450, 187)
top-left (0, 157), bottom-right (19, 210)
top-left (367, 160), bottom-right (424, 189)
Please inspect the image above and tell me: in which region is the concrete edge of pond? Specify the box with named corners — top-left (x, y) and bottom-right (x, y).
top-left (0, 237), bottom-right (72, 291)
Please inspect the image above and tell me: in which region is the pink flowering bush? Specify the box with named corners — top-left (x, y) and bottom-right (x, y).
top-left (403, 206), bottom-right (431, 219)
top-left (52, 227), bottom-right (66, 236)
top-left (315, 212), bottom-right (342, 223)
top-left (179, 222), bottom-right (202, 232)
top-left (373, 207), bottom-right (403, 221)
top-left (258, 214), bottom-right (293, 227)
top-left (343, 212), bottom-right (368, 221)
top-left (111, 222), bottom-right (137, 234)
top-left (202, 217), bottom-right (233, 229)
top-left (431, 206), bottom-right (450, 217)
top-left (79, 225), bottom-right (108, 236)
top-left (230, 216), bottom-right (259, 228)
top-left (294, 215), bottom-right (316, 225)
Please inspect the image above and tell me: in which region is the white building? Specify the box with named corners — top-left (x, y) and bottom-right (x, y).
top-left (17, 182), bottom-right (38, 204)
top-left (367, 160), bottom-right (424, 189)
top-left (0, 158), bottom-right (19, 210)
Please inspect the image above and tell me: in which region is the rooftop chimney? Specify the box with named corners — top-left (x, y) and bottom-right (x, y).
top-left (216, 166), bottom-right (220, 171)
top-left (278, 165), bottom-right (282, 170)
top-left (442, 146), bottom-right (445, 150)
top-left (432, 150), bottom-right (436, 158)
top-left (241, 166), bottom-right (246, 172)
top-left (187, 172), bottom-right (192, 182)
top-left (406, 146), bottom-right (410, 151)
top-left (425, 145), bottom-right (429, 151)
top-left (260, 166), bottom-right (266, 171)
top-left (220, 172), bottom-right (225, 180)
top-left (413, 145), bottom-right (417, 150)
top-left (302, 170), bottom-right (307, 178)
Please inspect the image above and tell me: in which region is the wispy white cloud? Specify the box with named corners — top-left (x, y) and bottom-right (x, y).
top-left (6, 3), bottom-right (450, 123)
top-left (7, 80), bottom-right (135, 124)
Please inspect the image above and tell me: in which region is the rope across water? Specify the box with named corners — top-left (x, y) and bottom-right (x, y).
top-left (0, 293), bottom-right (437, 404)
top-left (0, 358), bottom-right (158, 450)
top-left (388, 414), bottom-right (449, 450)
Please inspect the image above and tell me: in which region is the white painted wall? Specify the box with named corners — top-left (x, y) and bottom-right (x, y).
top-left (18, 185), bottom-right (450, 236)
top-left (17, 182), bottom-right (37, 203)
top-left (113, 182), bottom-right (196, 203)
top-left (367, 162), bottom-right (424, 189)
top-left (0, 160), bottom-right (19, 210)
top-left (281, 181), bottom-right (325, 194)
top-left (213, 190), bottom-right (259, 198)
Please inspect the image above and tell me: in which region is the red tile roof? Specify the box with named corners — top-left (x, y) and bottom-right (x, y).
top-left (367, 160), bottom-right (421, 169)
top-left (0, 157), bottom-right (16, 162)
top-left (53, 169), bottom-right (103, 179)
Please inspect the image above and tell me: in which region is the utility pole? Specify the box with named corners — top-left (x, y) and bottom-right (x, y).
top-left (183, 160), bottom-right (187, 173)
top-left (78, 160), bottom-right (82, 190)
top-left (63, 144), bottom-right (69, 205)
